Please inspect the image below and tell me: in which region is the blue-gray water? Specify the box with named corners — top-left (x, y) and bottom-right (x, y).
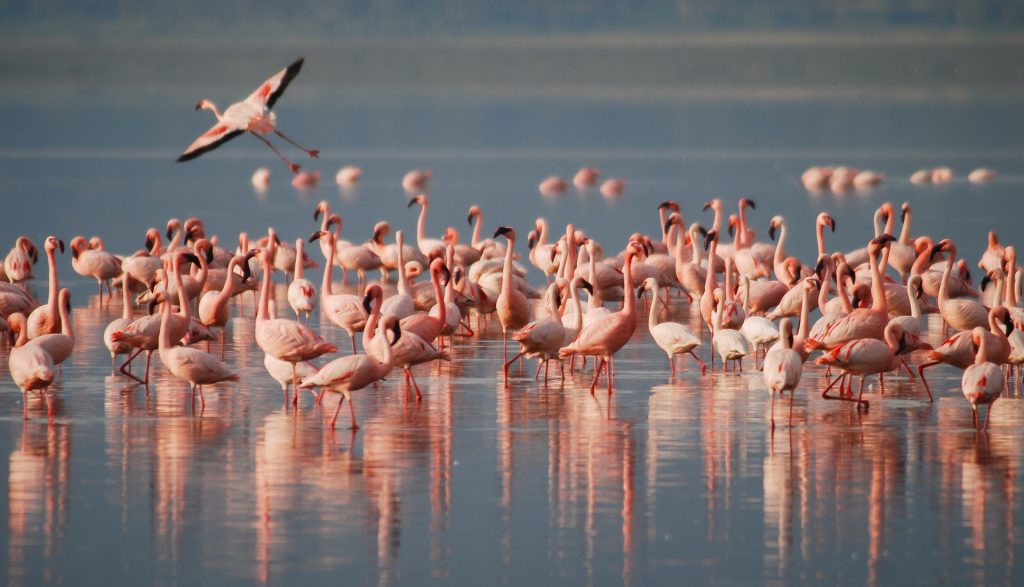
top-left (1, 38), bottom-right (1024, 585)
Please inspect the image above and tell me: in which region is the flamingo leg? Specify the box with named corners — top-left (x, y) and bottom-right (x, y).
top-left (43, 388), bottom-right (53, 417)
top-left (972, 406), bottom-right (979, 429)
top-left (589, 358), bottom-right (606, 395)
top-left (900, 359), bottom-right (916, 379)
top-left (917, 361), bottom-right (938, 402)
top-left (331, 394), bottom-right (345, 428)
top-left (349, 397), bottom-right (359, 430)
top-left (821, 373), bottom-right (847, 400)
top-left (351, 333), bottom-right (357, 354)
top-left (984, 403), bottom-right (993, 431)
top-left (252, 133), bottom-right (300, 173)
top-left (504, 351), bottom-right (525, 378)
top-left (291, 363), bottom-right (299, 405)
top-left (690, 351), bottom-right (708, 375)
top-left (855, 377), bottom-right (869, 409)
top-left (788, 392), bottom-right (795, 426)
top-left (119, 348), bottom-right (144, 383)
top-left (275, 130), bottom-right (320, 158)
top-left (770, 391), bottom-right (775, 431)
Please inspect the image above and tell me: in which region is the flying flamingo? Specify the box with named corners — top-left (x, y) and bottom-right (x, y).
top-left (177, 57), bottom-right (318, 173)
top-left (762, 318), bottom-right (802, 430)
top-left (961, 326), bottom-right (1003, 430)
top-left (640, 277), bottom-right (705, 375)
top-left (26, 236), bottom-right (64, 339)
top-left (157, 287), bottom-right (239, 408)
top-left (559, 242), bottom-right (642, 394)
top-left (494, 227), bottom-right (532, 366)
top-left (287, 238), bottom-right (317, 322)
top-left (255, 247), bottom-right (336, 403)
top-left (7, 313), bottom-right (55, 418)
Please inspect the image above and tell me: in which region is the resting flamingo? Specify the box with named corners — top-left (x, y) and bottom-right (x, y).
top-left (4, 237), bottom-right (38, 284)
top-left (762, 318), bottom-right (802, 430)
top-left (559, 242), bottom-right (642, 394)
top-left (7, 313), bottom-right (55, 418)
top-left (961, 326), bottom-right (1002, 430)
top-left (255, 248), bottom-right (337, 404)
top-left (177, 57), bottom-right (317, 173)
top-left (70, 235), bottom-right (121, 300)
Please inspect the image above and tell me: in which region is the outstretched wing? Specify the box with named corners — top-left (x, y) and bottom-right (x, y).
top-left (245, 57), bottom-right (304, 110)
top-left (176, 123), bottom-right (244, 162)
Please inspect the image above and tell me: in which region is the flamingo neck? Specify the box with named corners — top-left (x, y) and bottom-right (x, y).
top-left (202, 101), bottom-right (223, 120)
top-left (158, 298), bottom-right (173, 351)
top-left (375, 320), bottom-right (394, 369)
top-left (471, 215), bottom-right (483, 247)
top-left (688, 228), bottom-right (701, 263)
top-left (363, 301), bottom-right (380, 349)
top-left (432, 267), bottom-right (446, 326)
top-left (14, 320), bottom-right (27, 348)
top-left (417, 203), bottom-right (429, 248)
top-left (658, 210), bottom-right (668, 243)
top-left (705, 240), bottom-right (718, 293)
top-left (742, 277), bottom-right (751, 314)
top-left (882, 209), bottom-right (895, 236)
top-left (258, 258), bottom-right (272, 321)
top-left (173, 259), bottom-right (192, 322)
top-left (622, 253), bottom-right (636, 316)
top-left (293, 240), bottom-right (304, 280)
top-left (817, 263), bottom-right (831, 309)
top-left (815, 222), bottom-right (826, 256)
top-left (868, 247), bottom-right (887, 313)
top-left (798, 287), bottom-right (810, 340)
top-left (59, 293), bottom-right (72, 338)
top-left (648, 283), bottom-right (660, 329)
top-left (321, 236), bottom-right (335, 296)
top-left (738, 206), bottom-right (751, 247)
top-left (899, 210), bottom-right (912, 244)
top-left (217, 259), bottom-right (239, 307)
top-left (975, 333), bottom-right (989, 365)
top-left (121, 274), bottom-right (132, 320)
top-left (46, 248), bottom-right (59, 311)
top-left (910, 245), bottom-right (931, 276)
top-left (570, 282), bottom-right (584, 332)
top-left (908, 279), bottom-right (922, 320)
top-left (588, 244), bottom-right (601, 309)
top-left (396, 235), bottom-right (409, 295)
top-left (774, 222), bottom-right (788, 264)
top-left (938, 247), bottom-right (956, 303)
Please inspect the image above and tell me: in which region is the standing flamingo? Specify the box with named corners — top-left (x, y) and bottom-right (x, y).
top-left (104, 273), bottom-right (136, 373)
top-left (177, 57), bottom-right (317, 173)
top-left (287, 238), bottom-right (318, 321)
top-left (559, 242), bottom-right (642, 394)
top-left (30, 288), bottom-right (75, 370)
top-left (311, 230), bottom-right (368, 353)
top-left (961, 326), bottom-right (1002, 430)
top-left (70, 235), bottom-right (122, 300)
top-left (494, 227), bottom-right (532, 365)
top-left (762, 318), bottom-right (802, 430)
top-left (641, 277), bottom-right (705, 375)
top-left (199, 254), bottom-right (254, 352)
top-left (26, 236), bottom-right (64, 339)
top-left (255, 248), bottom-right (337, 404)
top-left (816, 322), bottom-right (910, 407)
top-left (7, 313), bottom-right (55, 418)
top-left (934, 239), bottom-right (988, 332)
top-left (407, 194), bottom-right (446, 259)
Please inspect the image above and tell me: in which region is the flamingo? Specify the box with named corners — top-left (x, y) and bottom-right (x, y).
top-left (528, 218), bottom-right (560, 281)
top-left (4, 237), bottom-right (38, 284)
top-left (301, 315), bottom-right (400, 429)
top-left (918, 306), bottom-right (1013, 399)
top-left (806, 235), bottom-right (894, 350)
top-left (70, 235), bottom-right (122, 300)
top-left (559, 242), bottom-right (642, 394)
top-left (326, 214), bottom-right (382, 286)
top-left (26, 236), bottom-right (64, 339)
top-left (978, 231), bottom-right (1004, 274)
top-left (380, 231), bottom-right (417, 320)
top-left (400, 258), bottom-right (449, 343)
top-left (407, 194), bottom-right (446, 259)
top-left (366, 284), bottom-right (448, 400)
top-left (7, 313), bottom-right (55, 418)
top-left (466, 205), bottom-right (505, 260)
top-left (177, 57), bottom-right (317, 173)
top-left (740, 276), bottom-right (779, 368)
top-left (402, 169), bottom-right (432, 193)
top-left (255, 248), bottom-right (337, 404)
top-left (199, 254), bottom-right (254, 351)
top-left (104, 273), bottom-right (136, 373)
top-left (157, 287), bottom-right (239, 408)
top-left (29, 288), bottom-right (75, 370)
top-left (816, 322), bottom-right (911, 407)
top-left (336, 165), bottom-right (362, 186)
top-left (494, 227), bottom-right (532, 364)
top-left (573, 167), bottom-right (600, 188)
top-left (961, 327), bottom-right (1003, 430)
top-left (308, 228), bottom-right (367, 351)
top-left (711, 288), bottom-right (748, 372)
top-left (889, 203), bottom-right (916, 282)
top-left (762, 318), bottom-right (802, 430)
top-left (287, 238), bottom-right (317, 322)
top-left (934, 239), bottom-right (988, 333)
top-left (641, 277), bottom-right (705, 375)
top-left (507, 281), bottom-right (569, 382)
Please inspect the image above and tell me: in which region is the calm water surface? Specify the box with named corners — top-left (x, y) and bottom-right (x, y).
top-left (1, 43), bottom-right (1023, 585)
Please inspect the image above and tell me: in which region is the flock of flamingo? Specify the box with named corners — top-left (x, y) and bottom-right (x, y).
top-left (1, 194), bottom-right (1017, 432)
top-left (1, 58), bottom-right (1013, 433)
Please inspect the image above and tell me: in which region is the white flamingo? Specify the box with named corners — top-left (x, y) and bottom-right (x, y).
top-left (762, 318), bottom-right (803, 430)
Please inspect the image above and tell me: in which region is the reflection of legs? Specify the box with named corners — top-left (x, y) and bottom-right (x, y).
top-left (331, 394), bottom-right (344, 428)
top-left (253, 134), bottom-right (299, 172)
top-left (984, 403), bottom-right (993, 431)
top-left (274, 130), bottom-right (319, 158)
top-left (770, 391), bottom-right (775, 431)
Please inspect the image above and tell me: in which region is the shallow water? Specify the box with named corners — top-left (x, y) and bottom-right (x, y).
top-left (2, 41), bottom-right (1024, 585)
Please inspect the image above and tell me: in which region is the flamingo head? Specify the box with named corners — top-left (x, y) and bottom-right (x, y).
top-left (702, 199), bottom-right (719, 213)
top-left (166, 218), bottom-right (181, 241)
top-left (819, 213), bottom-right (837, 233)
top-left (663, 212), bottom-right (681, 233)
top-left (408, 193), bottom-right (428, 208)
top-left (703, 229), bottom-right (718, 251)
top-left (467, 206), bottom-right (482, 225)
top-left (194, 99), bottom-right (216, 112)
top-left (871, 233), bottom-right (897, 248)
top-left (362, 285), bottom-right (383, 314)
top-left (576, 278), bottom-right (594, 296)
top-left (527, 230), bottom-right (538, 250)
top-left (658, 200), bottom-right (680, 213)
top-left (768, 216), bottom-right (784, 241)
top-left (69, 236), bottom-right (90, 259)
top-left (901, 202), bottom-right (910, 222)
top-left (45, 235), bottom-right (65, 256)
top-left (144, 229), bottom-right (160, 252)
top-left (235, 255), bottom-right (253, 283)
top-left (813, 256), bottom-right (829, 280)
top-left (727, 215), bottom-right (738, 238)
top-left (493, 226), bottom-right (515, 241)
top-left (739, 197), bottom-right (756, 210)
top-left (383, 316), bottom-right (402, 346)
